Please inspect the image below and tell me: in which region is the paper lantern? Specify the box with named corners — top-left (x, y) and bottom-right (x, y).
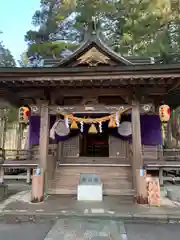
top-left (88, 124), bottom-right (97, 134)
top-left (159, 105), bottom-right (170, 122)
top-left (118, 121), bottom-right (132, 136)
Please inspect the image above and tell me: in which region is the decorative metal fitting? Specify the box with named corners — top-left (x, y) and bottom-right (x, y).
top-left (143, 104), bottom-right (151, 112)
top-left (31, 106), bottom-right (38, 112)
top-left (56, 106), bottom-right (62, 112)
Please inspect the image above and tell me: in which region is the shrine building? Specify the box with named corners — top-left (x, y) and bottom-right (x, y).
top-left (0, 22), bottom-right (180, 203)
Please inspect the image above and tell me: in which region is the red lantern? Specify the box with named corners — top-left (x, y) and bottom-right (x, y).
top-left (18, 107), bottom-right (30, 123)
top-left (159, 105), bottom-right (170, 122)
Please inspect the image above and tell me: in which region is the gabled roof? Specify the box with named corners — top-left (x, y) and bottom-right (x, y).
top-left (55, 35), bottom-right (133, 67)
top-left (54, 21), bottom-right (134, 67)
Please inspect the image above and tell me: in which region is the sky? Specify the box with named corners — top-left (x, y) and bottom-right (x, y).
top-left (0, 0), bottom-right (40, 61)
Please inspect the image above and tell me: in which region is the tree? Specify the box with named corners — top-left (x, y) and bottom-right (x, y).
top-left (27, 40), bottom-right (79, 59)
top-left (24, 0), bottom-right (115, 59)
top-left (0, 43), bottom-right (16, 67)
top-left (0, 31), bottom-right (17, 126)
top-left (112, 0), bottom-right (180, 59)
top-left (25, 0), bottom-right (180, 62)
top-left (55, 0), bottom-right (180, 59)
top-left (24, 0), bottom-right (80, 59)
top-left (18, 52), bottom-right (29, 67)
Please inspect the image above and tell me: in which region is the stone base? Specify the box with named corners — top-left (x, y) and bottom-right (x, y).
top-left (77, 184), bottom-right (103, 201)
top-left (136, 195), bottom-right (148, 204)
top-left (0, 184), bottom-right (8, 200)
top-left (167, 189), bottom-right (180, 202)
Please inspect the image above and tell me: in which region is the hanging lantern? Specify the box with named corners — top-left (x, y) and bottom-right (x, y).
top-left (70, 119), bottom-right (78, 129)
top-left (108, 116), bottom-right (116, 128)
top-left (159, 105), bottom-right (170, 122)
top-left (88, 124), bottom-right (97, 134)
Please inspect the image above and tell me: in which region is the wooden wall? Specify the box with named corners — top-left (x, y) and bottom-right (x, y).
top-left (31, 144), bottom-right (57, 161)
top-left (57, 135), bottom-right (130, 164)
top-left (62, 136), bottom-right (79, 157)
top-left (4, 123), bottom-right (19, 149)
top-left (109, 136), bottom-right (129, 159)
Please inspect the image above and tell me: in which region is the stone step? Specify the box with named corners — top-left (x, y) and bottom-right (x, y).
top-left (50, 183), bottom-right (133, 190)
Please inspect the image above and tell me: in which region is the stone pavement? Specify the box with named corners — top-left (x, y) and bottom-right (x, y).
top-left (125, 223), bottom-right (180, 240)
top-left (44, 218), bottom-right (121, 240)
top-left (44, 218), bottom-right (180, 240)
top-left (0, 191), bottom-right (180, 223)
top-left (0, 221), bottom-right (53, 240)
top-left (0, 183), bottom-right (180, 239)
top-left (0, 217), bottom-right (179, 240)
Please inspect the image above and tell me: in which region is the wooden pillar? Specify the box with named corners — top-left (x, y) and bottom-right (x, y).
top-left (131, 100), bottom-right (147, 203)
top-left (39, 103), bottom-right (50, 196)
top-left (0, 109), bottom-right (5, 149)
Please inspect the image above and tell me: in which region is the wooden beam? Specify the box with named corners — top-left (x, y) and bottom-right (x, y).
top-left (30, 103), bottom-right (154, 115)
top-left (168, 79), bottom-right (180, 92)
top-left (1, 71), bottom-right (180, 82)
top-left (0, 88), bottom-right (22, 106)
top-left (15, 86), bottom-right (167, 98)
top-left (0, 85), bottom-right (168, 107)
top-left (14, 87), bottom-right (132, 98)
top-left (54, 88), bottom-right (132, 97)
top-left (120, 95), bottom-right (132, 104)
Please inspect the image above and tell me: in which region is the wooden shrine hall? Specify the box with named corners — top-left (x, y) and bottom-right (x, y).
top-left (0, 22), bottom-right (180, 203)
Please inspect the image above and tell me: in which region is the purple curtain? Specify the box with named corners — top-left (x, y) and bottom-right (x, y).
top-left (29, 114), bottom-right (162, 146)
top-left (109, 114), bottom-right (162, 145)
top-left (140, 115), bottom-right (162, 145)
top-left (29, 115), bottom-right (79, 146)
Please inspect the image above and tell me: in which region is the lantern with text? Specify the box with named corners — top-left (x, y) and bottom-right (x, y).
top-left (18, 107), bottom-right (30, 123)
top-left (159, 105), bottom-right (170, 122)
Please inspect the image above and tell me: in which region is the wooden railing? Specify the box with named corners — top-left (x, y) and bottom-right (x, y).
top-left (0, 145), bottom-right (57, 184)
top-left (0, 146), bottom-right (179, 163)
top-left (142, 148), bottom-right (180, 185)
top-left (0, 144), bottom-right (57, 163)
top-left (0, 149), bottom-right (31, 162)
top-left (142, 147), bottom-right (180, 162)
top-left (162, 149), bottom-right (180, 159)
